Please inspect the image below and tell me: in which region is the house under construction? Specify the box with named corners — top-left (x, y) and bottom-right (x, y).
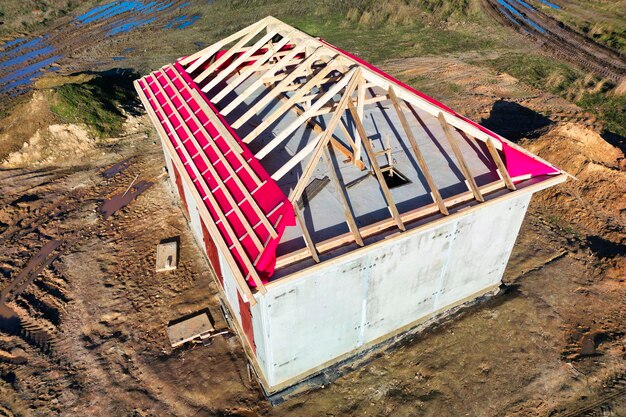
top-left (134, 16), bottom-right (567, 396)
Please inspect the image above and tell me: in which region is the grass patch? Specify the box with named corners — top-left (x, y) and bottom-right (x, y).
top-left (480, 52), bottom-right (626, 138)
top-left (49, 69), bottom-right (140, 138)
top-left (288, 13), bottom-right (496, 65)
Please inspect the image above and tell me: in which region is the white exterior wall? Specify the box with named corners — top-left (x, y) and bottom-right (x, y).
top-left (160, 129), bottom-right (534, 393)
top-left (255, 193), bottom-right (532, 388)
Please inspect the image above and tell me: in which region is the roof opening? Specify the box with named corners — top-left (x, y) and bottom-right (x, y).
top-left (380, 167), bottom-right (411, 189)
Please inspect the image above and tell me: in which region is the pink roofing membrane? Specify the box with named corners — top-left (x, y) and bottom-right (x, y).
top-left (137, 64), bottom-right (295, 286)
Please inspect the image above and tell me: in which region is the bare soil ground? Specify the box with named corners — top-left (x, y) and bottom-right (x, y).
top-left (0, 50), bottom-right (623, 416)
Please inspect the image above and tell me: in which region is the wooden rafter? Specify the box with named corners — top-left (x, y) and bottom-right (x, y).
top-left (232, 48), bottom-right (324, 129)
top-left (388, 87), bottom-right (449, 216)
top-left (220, 41), bottom-right (310, 116)
top-left (485, 138), bottom-right (516, 191)
top-left (294, 206), bottom-right (319, 263)
top-left (347, 97), bottom-right (405, 232)
top-left (437, 113), bottom-right (484, 203)
top-left (211, 31), bottom-right (294, 103)
top-left (354, 78), bottom-right (366, 163)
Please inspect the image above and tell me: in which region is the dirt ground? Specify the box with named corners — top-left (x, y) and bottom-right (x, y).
top-left (0, 51), bottom-right (623, 416)
top-left (0, 2), bottom-right (625, 416)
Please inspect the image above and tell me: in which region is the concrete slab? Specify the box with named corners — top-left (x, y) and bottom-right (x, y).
top-left (156, 240), bottom-right (178, 272)
top-left (167, 312), bottom-right (214, 348)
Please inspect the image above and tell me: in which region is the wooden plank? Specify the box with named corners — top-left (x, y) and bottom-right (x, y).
top-left (294, 205), bottom-right (320, 263)
top-left (232, 48), bottom-right (324, 129)
top-left (161, 68), bottom-right (278, 238)
top-left (323, 144), bottom-right (364, 246)
top-left (437, 112), bottom-right (484, 202)
top-left (220, 42), bottom-right (310, 116)
top-left (142, 76), bottom-right (267, 294)
top-left (134, 80), bottom-right (261, 303)
top-left (211, 32), bottom-right (293, 103)
top-left (149, 75), bottom-right (266, 252)
top-left (388, 87), bottom-right (449, 215)
top-left (255, 66), bottom-right (358, 160)
top-left (201, 30), bottom-right (278, 93)
top-left (194, 22), bottom-right (268, 84)
top-left (288, 70), bottom-right (360, 203)
top-left (347, 98), bottom-right (405, 232)
top-left (485, 137), bottom-right (516, 191)
top-left (355, 77), bottom-right (366, 163)
top-left (242, 62), bottom-right (338, 144)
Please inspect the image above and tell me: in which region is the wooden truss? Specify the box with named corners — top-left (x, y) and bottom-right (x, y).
top-left (157, 16), bottom-right (564, 287)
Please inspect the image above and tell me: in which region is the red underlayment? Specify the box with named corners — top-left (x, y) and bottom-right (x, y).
top-left (137, 64), bottom-right (295, 286)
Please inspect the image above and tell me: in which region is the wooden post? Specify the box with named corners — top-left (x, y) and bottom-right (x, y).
top-left (485, 138), bottom-right (516, 191)
top-left (232, 48), bottom-right (324, 129)
top-left (294, 204), bottom-right (320, 263)
top-left (288, 69), bottom-right (361, 203)
top-left (254, 66), bottom-right (359, 161)
top-left (243, 62), bottom-right (338, 144)
top-left (271, 91), bottom-right (366, 171)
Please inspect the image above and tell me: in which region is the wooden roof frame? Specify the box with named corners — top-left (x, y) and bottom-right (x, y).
top-left (137, 16), bottom-right (567, 300)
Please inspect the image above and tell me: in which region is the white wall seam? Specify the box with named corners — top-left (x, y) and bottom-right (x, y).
top-left (433, 219), bottom-right (458, 312)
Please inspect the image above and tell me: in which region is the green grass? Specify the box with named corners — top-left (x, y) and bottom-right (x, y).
top-left (0, 0), bottom-right (92, 37)
top-left (49, 70), bottom-right (140, 138)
